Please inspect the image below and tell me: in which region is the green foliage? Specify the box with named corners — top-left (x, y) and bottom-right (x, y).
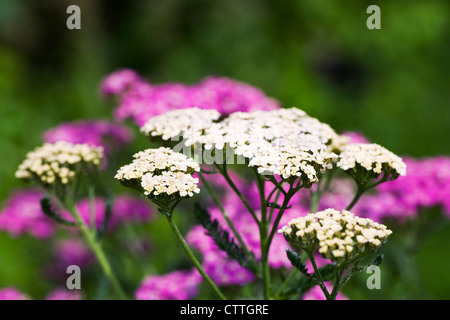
top-left (281, 253), bottom-right (336, 299)
top-left (97, 192), bottom-right (114, 239)
top-left (286, 249), bottom-right (310, 278)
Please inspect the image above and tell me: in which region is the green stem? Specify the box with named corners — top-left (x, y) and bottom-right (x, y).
top-left (346, 172), bottom-right (389, 211)
top-left (268, 188), bottom-right (282, 223)
top-left (266, 187), bottom-right (296, 255)
top-left (198, 172), bottom-right (257, 271)
top-left (254, 171), bottom-right (271, 300)
top-left (165, 214), bottom-right (227, 300)
top-left (310, 188), bottom-right (321, 213)
top-left (346, 184), bottom-right (365, 211)
top-left (329, 269), bottom-right (344, 300)
top-left (307, 251), bottom-right (330, 300)
top-left (66, 201), bottom-right (127, 300)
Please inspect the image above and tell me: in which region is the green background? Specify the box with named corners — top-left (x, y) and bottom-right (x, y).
top-left (0, 0), bottom-right (449, 299)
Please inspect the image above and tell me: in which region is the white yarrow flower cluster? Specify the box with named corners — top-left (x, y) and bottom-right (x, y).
top-left (279, 208), bottom-right (392, 265)
top-left (141, 171), bottom-right (200, 197)
top-left (141, 107), bottom-right (339, 183)
top-left (249, 146), bottom-right (334, 183)
top-left (140, 107), bottom-right (221, 141)
top-left (220, 109), bottom-right (338, 182)
top-left (337, 143), bottom-right (406, 177)
top-left (115, 147), bottom-right (200, 199)
top-left (15, 141), bottom-right (103, 186)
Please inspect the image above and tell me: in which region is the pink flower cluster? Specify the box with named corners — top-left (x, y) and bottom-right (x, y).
top-left (0, 287), bottom-right (82, 300)
top-left (302, 282), bottom-right (347, 300)
top-left (320, 157), bottom-right (450, 221)
top-left (186, 226), bottom-right (255, 286)
top-left (69, 195), bottom-right (154, 231)
top-left (0, 190), bottom-right (154, 238)
top-left (53, 239), bottom-right (93, 268)
top-left (135, 269), bottom-right (202, 300)
top-left (0, 287), bottom-right (30, 300)
top-left (376, 157), bottom-right (450, 218)
top-left (0, 189), bottom-right (54, 239)
top-left (45, 288), bottom-right (83, 300)
top-left (101, 69), bottom-right (280, 126)
top-left (43, 120), bottom-right (133, 157)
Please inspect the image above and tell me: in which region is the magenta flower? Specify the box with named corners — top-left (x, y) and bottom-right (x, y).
top-left (63, 195), bottom-right (154, 231)
top-left (0, 287), bottom-right (30, 300)
top-left (186, 226), bottom-right (255, 286)
top-left (101, 69), bottom-right (280, 126)
top-left (190, 76), bottom-right (279, 114)
top-left (45, 288), bottom-right (83, 300)
top-left (100, 69), bottom-right (142, 97)
top-left (54, 238), bottom-right (93, 268)
top-left (43, 120), bottom-right (133, 157)
top-left (136, 269), bottom-right (202, 300)
top-left (319, 156), bottom-right (450, 222)
top-left (302, 282), bottom-right (347, 300)
top-left (341, 131), bottom-right (370, 144)
top-left (0, 189), bottom-right (55, 239)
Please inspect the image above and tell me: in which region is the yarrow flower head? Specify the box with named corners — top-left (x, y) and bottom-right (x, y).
top-left (15, 142), bottom-right (103, 196)
top-left (279, 208), bottom-right (392, 266)
top-left (141, 107), bottom-right (337, 186)
top-left (337, 143), bottom-right (406, 182)
top-left (140, 107), bottom-right (221, 142)
top-left (115, 147), bottom-right (200, 205)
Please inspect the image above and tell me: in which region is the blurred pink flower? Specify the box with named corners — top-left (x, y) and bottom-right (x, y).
top-left (100, 69), bottom-right (142, 97)
top-left (45, 288), bottom-right (83, 300)
top-left (0, 189), bottom-right (55, 239)
top-left (101, 70), bottom-right (280, 126)
top-left (43, 120), bottom-right (133, 157)
top-left (136, 269), bottom-right (202, 300)
top-left (0, 287), bottom-right (30, 300)
top-left (302, 282), bottom-right (348, 300)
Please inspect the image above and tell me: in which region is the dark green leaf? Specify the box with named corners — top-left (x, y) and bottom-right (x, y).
top-left (372, 254), bottom-right (384, 266)
top-left (286, 249), bottom-right (310, 277)
top-left (194, 203), bottom-right (257, 273)
top-left (97, 191), bottom-right (114, 239)
top-left (40, 197), bottom-right (77, 227)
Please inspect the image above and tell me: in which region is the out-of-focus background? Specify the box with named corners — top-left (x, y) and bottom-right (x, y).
top-left (0, 0), bottom-right (449, 299)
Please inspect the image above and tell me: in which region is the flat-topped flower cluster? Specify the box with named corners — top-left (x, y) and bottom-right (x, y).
top-left (141, 107), bottom-right (342, 185)
top-left (279, 208), bottom-right (392, 265)
top-left (115, 147), bottom-right (200, 199)
top-left (337, 143), bottom-right (407, 178)
top-left (15, 141), bottom-right (103, 187)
